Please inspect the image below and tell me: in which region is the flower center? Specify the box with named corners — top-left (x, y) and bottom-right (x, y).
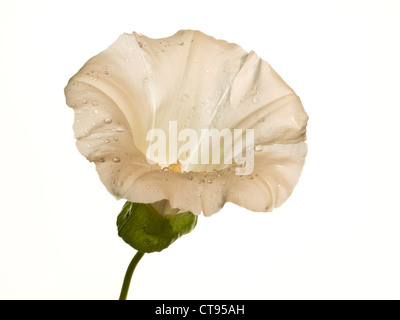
top-left (166, 162), bottom-right (182, 173)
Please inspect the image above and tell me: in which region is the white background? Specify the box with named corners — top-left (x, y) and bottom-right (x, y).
top-left (1, 0), bottom-right (399, 300)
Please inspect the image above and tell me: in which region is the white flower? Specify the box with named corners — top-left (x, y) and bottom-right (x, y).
top-left (64, 30), bottom-right (308, 216)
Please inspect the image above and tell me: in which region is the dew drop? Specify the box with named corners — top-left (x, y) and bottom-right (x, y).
top-left (113, 136), bottom-right (119, 141)
top-left (197, 194), bottom-right (201, 198)
top-left (252, 97), bottom-right (259, 104)
top-left (146, 185), bottom-right (150, 189)
top-left (178, 41), bottom-right (184, 46)
top-left (92, 101), bottom-right (99, 106)
top-left (255, 145), bottom-right (263, 152)
top-left (93, 109), bottom-right (99, 114)
top-left (154, 188), bottom-right (159, 193)
top-left (82, 99), bottom-right (88, 104)
top-left (103, 70), bottom-right (109, 75)
top-left (104, 139), bottom-right (111, 143)
top-left (162, 167), bottom-right (169, 172)
top-left (99, 158), bottom-right (105, 163)
top-left (116, 127), bottom-right (124, 133)
top-left (104, 118), bottom-right (113, 124)
top-left (112, 157), bottom-right (121, 163)
top-left (207, 179), bottom-right (213, 184)
top-left (188, 176), bottom-right (193, 181)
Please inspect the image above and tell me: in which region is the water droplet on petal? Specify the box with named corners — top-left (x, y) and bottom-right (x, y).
top-left (113, 136), bottom-right (119, 141)
top-left (112, 157), bottom-right (121, 163)
top-left (188, 176), bottom-right (193, 181)
top-left (99, 158), bottom-right (105, 163)
top-left (104, 118), bottom-right (113, 124)
top-left (92, 101), bottom-right (98, 106)
top-left (207, 179), bottom-right (213, 184)
top-left (116, 127), bottom-right (123, 132)
top-left (93, 109), bottom-right (99, 114)
top-left (154, 188), bottom-right (159, 193)
top-left (104, 139), bottom-right (111, 143)
top-left (252, 97), bottom-right (259, 104)
top-left (178, 41), bottom-right (184, 46)
top-left (255, 145), bottom-right (263, 152)
top-left (146, 185), bottom-right (150, 189)
top-left (82, 99), bottom-right (88, 104)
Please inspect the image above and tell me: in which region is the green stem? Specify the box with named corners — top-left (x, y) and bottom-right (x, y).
top-left (119, 251), bottom-right (145, 300)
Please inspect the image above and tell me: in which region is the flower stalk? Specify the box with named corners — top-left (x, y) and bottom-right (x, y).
top-left (119, 251), bottom-right (145, 300)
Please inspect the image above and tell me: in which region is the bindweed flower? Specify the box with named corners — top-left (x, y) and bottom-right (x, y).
top-left (64, 30), bottom-right (308, 217)
top-left (65, 29), bottom-right (308, 300)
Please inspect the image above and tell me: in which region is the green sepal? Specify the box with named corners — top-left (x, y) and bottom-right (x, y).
top-left (117, 201), bottom-right (198, 253)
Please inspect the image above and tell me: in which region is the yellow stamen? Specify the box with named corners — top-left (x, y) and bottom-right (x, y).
top-left (168, 161), bottom-right (182, 173)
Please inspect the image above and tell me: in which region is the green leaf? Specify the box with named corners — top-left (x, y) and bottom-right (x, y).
top-left (117, 201), bottom-right (198, 253)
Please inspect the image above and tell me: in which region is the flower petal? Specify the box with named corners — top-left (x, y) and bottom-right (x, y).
top-left (65, 30), bottom-right (308, 216)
